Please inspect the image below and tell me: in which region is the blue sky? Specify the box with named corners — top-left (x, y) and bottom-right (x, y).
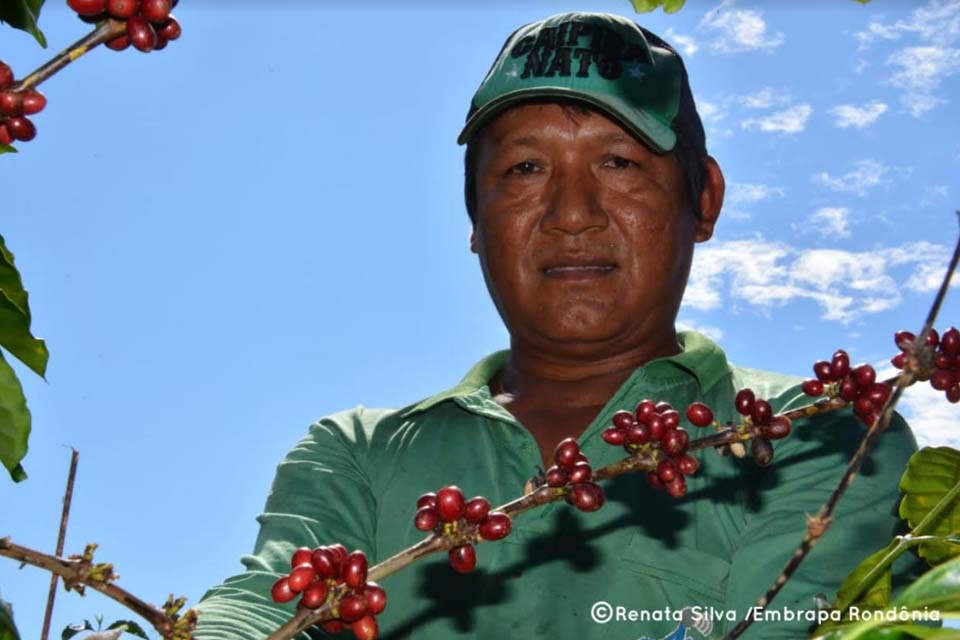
top-left (2, 1), bottom-right (960, 638)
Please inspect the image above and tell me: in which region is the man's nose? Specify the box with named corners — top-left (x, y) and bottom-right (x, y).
top-left (539, 167), bottom-right (608, 235)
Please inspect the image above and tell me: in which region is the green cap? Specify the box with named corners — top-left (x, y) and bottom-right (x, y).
top-left (457, 12), bottom-right (691, 152)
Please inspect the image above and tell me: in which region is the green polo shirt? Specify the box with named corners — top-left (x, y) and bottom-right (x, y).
top-left (196, 332), bottom-right (922, 640)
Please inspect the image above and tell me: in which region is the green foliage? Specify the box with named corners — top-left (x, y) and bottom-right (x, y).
top-left (62, 617), bottom-right (149, 640)
top-left (0, 598), bottom-right (20, 640)
top-left (899, 448), bottom-right (960, 565)
top-left (0, 233), bottom-right (47, 481)
top-left (0, 146), bottom-right (16, 155)
top-left (894, 554), bottom-right (960, 612)
top-left (836, 540), bottom-right (899, 611)
top-left (629, 0), bottom-right (873, 14)
top-left (0, 0), bottom-right (47, 47)
top-left (630, 0), bottom-right (687, 13)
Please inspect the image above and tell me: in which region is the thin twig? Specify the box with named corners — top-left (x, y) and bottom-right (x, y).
top-left (40, 448), bottom-right (80, 640)
top-left (13, 19), bottom-right (126, 92)
top-left (0, 537), bottom-right (176, 637)
top-left (720, 215), bottom-right (960, 640)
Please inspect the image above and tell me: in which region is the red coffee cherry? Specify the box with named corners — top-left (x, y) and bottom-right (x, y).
top-left (310, 547), bottom-right (337, 579)
top-left (852, 364), bottom-right (876, 388)
top-left (435, 486), bottom-right (465, 522)
top-left (831, 350), bottom-right (850, 378)
top-left (802, 380), bottom-right (824, 396)
top-left (478, 512), bottom-right (512, 541)
top-left (661, 410), bottom-right (681, 430)
top-left (299, 580), bottom-right (328, 609)
top-left (270, 576), bottom-right (296, 603)
top-left (568, 462), bottom-right (592, 484)
top-left (321, 619), bottom-right (345, 634)
top-left (464, 497), bottom-right (491, 523)
top-left (941, 327), bottom-right (960, 355)
top-left (290, 546), bottom-right (312, 569)
top-left (67, 0), bottom-right (108, 15)
top-left (339, 593), bottom-right (368, 622)
top-left (127, 16), bottom-right (157, 53)
top-left (105, 35), bottom-right (130, 51)
top-left (344, 550), bottom-right (368, 590)
top-left (6, 117), bottom-right (35, 142)
top-left (662, 429), bottom-right (689, 457)
top-left (0, 124), bottom-right (12, 146)
top-left (612, 410), bottom-right (634, 429)
top-left (751, 399), bottom-right (772, 425)
top-left (158, 16), bottom-right (181, 40)
top-left (140, 0), bottom-right (171, 23)
top-left (0, 62), bottom-right (14, 90)
top-left (416, 492), bottom-right (437, 510)
top-left (735, 389), bottom-right (756, 415)
top-left (545, 465), bottom-right (568, 487)
top-left (657, 460), bottom-right (678, 483)
top-left (326, 543), bottom-right (348, 576)
top-left (569, 482), bottom-right (604, 512)
top-left (365, 582), bottom-right (387, 615)
top-left (352, 615), bottom-right (379, 640)
top-left (763, 416), bottom-right (791, 440)
top-left (602, 427), bottom-right (625, 445)
top-left (21, 89), bottom-right (46, 115)
top-left (813, 361), bottom-right (833, 382)
top-left (665, 476), bottom-right (687, 498)
top-left (107, 0), bottom-right (139, 18)
top-left (414, 505), bottom-right (439, 532)
top-left (685, 402), bottom-right (713, 427)
top-left (287, 563), bottom-right (315, 593)
top-left (553, 437), bottom-right (580, 468)
top-left (676, 454), bottom-right (699, 476)
top-left (625, 423), bottom-right (650, 445)
top-left (448, 544), bottom-right (477, 574)
top-left (0, 91), bottom-right (23, 116)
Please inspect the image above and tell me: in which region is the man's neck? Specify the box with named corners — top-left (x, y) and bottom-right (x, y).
top-left (490, 331), bottom-right (683, 411)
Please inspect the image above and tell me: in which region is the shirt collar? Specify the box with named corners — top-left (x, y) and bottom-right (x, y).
top-left (400, 330), bottom-right (730, 418)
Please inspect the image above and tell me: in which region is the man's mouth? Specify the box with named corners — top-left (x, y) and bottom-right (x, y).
top-left (542, 263), bottom-right (618, 280)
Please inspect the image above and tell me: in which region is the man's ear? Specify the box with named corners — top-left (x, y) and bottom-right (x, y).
top-left (469, 228), bottom-right (478, 254)
top-left (694, 155), bottom-right (724, 243)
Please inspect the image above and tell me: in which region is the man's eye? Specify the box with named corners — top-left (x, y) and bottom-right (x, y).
top-left (604, 156), bottom-right (636, 169)
top-left (506, 161), bottom-right (541, 175)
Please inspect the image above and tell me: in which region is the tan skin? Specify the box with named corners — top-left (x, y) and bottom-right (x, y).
top-left (470, 103), bottom-right (725, 468)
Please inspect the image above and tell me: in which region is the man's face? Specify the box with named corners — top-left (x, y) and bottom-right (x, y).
top-left (471, 102), bottom-right (717, 356)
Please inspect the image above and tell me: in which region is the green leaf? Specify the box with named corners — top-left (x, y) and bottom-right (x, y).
top-left (61, 619), bottom-right (94, 640)
top-left (893, 554), bottom-right (960, 611)
top-left (899, 448), bottom-right (960, 565)
top-left (662, 0), bottom-right (687, 13)
top-left (0, 598), bottom-right (21, 640)
top-left (0, 351), bottom-right (30, 482)
top-left (0, 234), bottom-right (33, 322)
top-left (0, 0), bottom-right (47, 47)
top-left (836, 540), bottom-right (899, 611)
top-left (630, 0), bottom-right (661, 13)
top-left (0, 289), bottom-right (47, 377)
top-left (107, 621), bottom-right (148, 639)
top-left (0, 146), bottom-right (16, 155)
top-left (814, 621), bottom-right (957, 639)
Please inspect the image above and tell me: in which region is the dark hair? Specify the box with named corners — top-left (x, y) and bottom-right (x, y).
top-left (463, 27), bottom-right (708, 224)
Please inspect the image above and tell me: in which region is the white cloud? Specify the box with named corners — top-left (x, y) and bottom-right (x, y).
top-left (724, 182), bottom-right (784, 220)
top-left (737, 87), bottom-right (791, 109)
top-left (814, 159), bottom-right (890, 196)
top-left (685, 239), bottom-right (952, 323)
top-left (829, 101), bottom-right (888, 128)
top-left (886, 46), bottom-right (960, 116)
top-left (666, 27), bottom-right (698, 56)
top-left (856, 0), bottom-right (960, 50)
top-left (856, 2), bottom-right (960, 117)
top-left (697, 99), bottom-right (726, 123)
top-left (898, 383), bottom-right (960, 448)
top-left (676, 320), bottom-right (723, 342)
top-left (741, 104), bottom-right (812, 134)
top-left (701, 0), bottom-right (784, 53)
top-left (807, 207), bottom-right (852, 239)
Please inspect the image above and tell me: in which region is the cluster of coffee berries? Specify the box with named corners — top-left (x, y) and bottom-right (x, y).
top-left (602, 401), bottom-right (698, 498)
top-left (414, 486), bottom-right (512, 574)
top-left (892, 328), bottom-right (960, 403)
top-left (0, 62), bottom-right (46, 145)
top-left (541, 437), bottom-right (606, 511)
top-left (271, 544), bottom-right (385, 639)
top-left (802, 350), bottom-right (890, 426)
top-left (67, 0), bottom-right (182, 52)
top-left (732, 389), bottom-right (791, 466)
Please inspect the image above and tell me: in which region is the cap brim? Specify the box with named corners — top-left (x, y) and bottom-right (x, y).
top-left (456, 87), bottom-right (677, 153)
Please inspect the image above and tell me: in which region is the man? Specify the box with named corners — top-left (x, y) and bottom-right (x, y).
top-left (195, 12), bottom-right (920, 640)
